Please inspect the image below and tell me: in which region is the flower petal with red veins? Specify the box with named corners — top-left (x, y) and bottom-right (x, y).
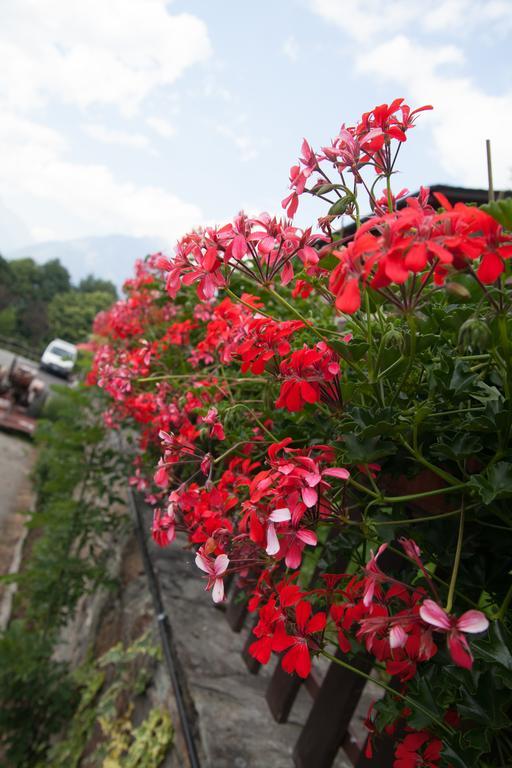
top-left (269, 507), bottom-right (292, 523)
top-left (300, 381), bottom-right (319, 404)
top-left (212, 577), bottom-right (225, 603)
top-left (249, 636), bottom-right (273, 664)
top-left (266, 523), bottom-right (280, 556)
top-left (335, 278), bottom-right (361, 313)
top-left (295, 601), bottom-right (312, 631)
top-left (282, 642), bottom-right (311, 678)
top-left (456, 609), bottom-right (489, 634)
top-left (419, 599), bottom-right (452, 631)
top-left (301, 485), bottom-right (318, 507)
top-left (306, 611), bottom-right (327, 634)
top-left (297, 529), bottom-right (317, 547)
top-left (448, 631), bottom-right (473, 669)
top-left (405, 242), bottom-right (428, 271)
top-left (323, 467), bottom-right (350, 480)
top-left (477, 251), bottom-right (503, 283)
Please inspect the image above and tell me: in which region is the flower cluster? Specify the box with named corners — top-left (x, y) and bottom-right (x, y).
top-left (86, 98), bottom-right (511, 766)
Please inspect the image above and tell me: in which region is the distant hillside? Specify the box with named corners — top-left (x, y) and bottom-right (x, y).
top-left (6, 234), bottom-right (166, 291)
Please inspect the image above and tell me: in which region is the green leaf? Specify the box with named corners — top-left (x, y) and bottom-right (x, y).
top-left (457, 671), bottom-right (510, 729)
top-left (472, 622), bottom-right (512, 671)
top-left (406, 677), bottom-right (442, 730)
top-left (468, 462), bottom-right (512, 503)
top-left (481, 198), bottom-right (512, 230)
top-left (330, 339), bottom-right (369, 362)
top-left (431, 433), bottom-right (482, 461)
top-left (449, 360), bottom-right (479, 395)
top-left (318, 253), bottom-right (340, 270)
top-left (342, 433), bottom-right (397, 462)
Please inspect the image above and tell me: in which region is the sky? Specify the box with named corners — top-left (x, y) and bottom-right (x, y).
top-left (1, 0), bottom-right (511, 274)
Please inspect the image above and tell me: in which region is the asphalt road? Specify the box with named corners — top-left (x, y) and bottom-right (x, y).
top-left (0, 348), bottom-right (68, 388)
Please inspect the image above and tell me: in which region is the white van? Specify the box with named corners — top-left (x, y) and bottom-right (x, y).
top-left (40, 339), bottom-right (77, 378)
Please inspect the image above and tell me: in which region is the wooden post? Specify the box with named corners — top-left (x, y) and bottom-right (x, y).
top-left (266, 661), bottom-right (303, 723)
top-left (355, 732), bottom-right (396, 767)
top-left (292, 651), bottom-right (373, 768)
top-left (241, 614), bottom-right (262, 674)
top-left (225, 579), bottom-right (249, 632)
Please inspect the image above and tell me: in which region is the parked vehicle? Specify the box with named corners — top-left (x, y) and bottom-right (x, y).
top-left (40, 339), bottom-right (77, 378)
top-left (0, 356), bottom-right (48, 435)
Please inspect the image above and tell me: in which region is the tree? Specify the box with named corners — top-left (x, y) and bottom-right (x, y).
top-left (47, 291), bottom-right (114, 343)
top-left (78, 274), bottom-right (117, 299)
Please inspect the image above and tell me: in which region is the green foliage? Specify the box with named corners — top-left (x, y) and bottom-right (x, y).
top-left (47, 289), bottom-right (114, 344)
top-left (0, 305), bottom-right (16, 335)
top-left (0, 621), bottom-right (78, 767)
top-left (45, 634), bottom-right (172, 768)
top-left (0, 255), bottom-right (115, 350)
top-left (0, 384), bottom-right (131, 766)
top-left (79, 273), bottom-right (118, 299)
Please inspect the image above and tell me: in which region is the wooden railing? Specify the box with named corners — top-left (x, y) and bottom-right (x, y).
top-left (222, 555), bottom-right (398, 768)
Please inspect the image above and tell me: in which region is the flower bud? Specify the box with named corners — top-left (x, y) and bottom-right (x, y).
top-left (458, 318), bottom-right (491, 353)
top-left (382, 328), bottom-right (406, 353)
top-left (446, 282), bottom-right (471, 300)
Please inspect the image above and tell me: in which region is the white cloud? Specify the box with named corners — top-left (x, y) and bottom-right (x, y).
top-left (84, 123), bottom-right (151, 150)
top-left (308, 0), bottom-right (512, 189)
top-left (283, 36), bottom-right (300, 62)
top-left (0, 0), bottom-right (212, 115)
top-left (356, 35), bottom-right (512, 188)
top-left (217, 124), bottom-right (259, 163)
top-left (0, 110), bottom-right (202, 243)
top-left (309, 0), bottom-right (512, 44)
top-left (146, 116), bottom-right (176, 139)
top-left (0, 0), bottom-right (211, 245)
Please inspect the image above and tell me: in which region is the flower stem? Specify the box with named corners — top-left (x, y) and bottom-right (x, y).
top-left (263, 284), bottom-right (327, 342)
top-left (320, 649), bottom-right (453, 735)
top-left (445, 501), bottom-right (465, 614)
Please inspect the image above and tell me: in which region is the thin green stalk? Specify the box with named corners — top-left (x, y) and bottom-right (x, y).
top-left (224, 403), bottom-right (277, 442)
top-left (263, 284), bottom-right (326, 341)
top-left (348, 477), bottom-right (379, 498)
top-left (386, 175), bottom-right (394, 213)
top-left (138, 374), bottom-right (267, 384)
top-left (445, 502), bottom-right (465, 614)
top-left (362, 508), bottom-right (462, 526)
top-left (389, 315), bottom-right (416, 406)
top-left (320, 650), bottom-right (453, 735)
top-left (382, 483), bottom-right (467, 504)
top-left (399, 436), bottom-right (462, 487)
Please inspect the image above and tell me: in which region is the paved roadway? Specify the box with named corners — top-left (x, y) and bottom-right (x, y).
top-left (0, 348), bottom-right (67, 388)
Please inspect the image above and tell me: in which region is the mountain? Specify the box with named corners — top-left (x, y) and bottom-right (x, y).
top-left (6, 234), bottom-right (166, 291)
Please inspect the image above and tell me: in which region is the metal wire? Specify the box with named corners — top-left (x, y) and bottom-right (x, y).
top-left (128, 488), bottom-right (202, 768)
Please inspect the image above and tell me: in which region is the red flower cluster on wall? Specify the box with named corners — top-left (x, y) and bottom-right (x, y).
top-left (86, 98), bottom-right (511, 766)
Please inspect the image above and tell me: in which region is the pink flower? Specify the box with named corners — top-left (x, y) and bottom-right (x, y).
top-left (266, 507), bottom-right (292, 556)
top-left (363, 543), bottom-right (388, 607)
top-left (419, 599), bottom-right (489, 669)
top-left (195, 549), bottom-right (230, 603)
top-left (151, 506), bottom-right (176, 547)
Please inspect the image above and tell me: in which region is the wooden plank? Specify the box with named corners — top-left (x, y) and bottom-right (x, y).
top-left (266, 661), bottom-right (322, 724)
top-left (226, 589), bottom-right (247, 632)
top-left (266, 660), bottom-right (303, 723)
top-left (241, 614), bottom-right (262, 674)
top-left (354, 732), bottom-right (396, 767)
top-left (225, 580), bottom-right (248, 632)
top-left (293, 651), bottom-right (373, 768)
